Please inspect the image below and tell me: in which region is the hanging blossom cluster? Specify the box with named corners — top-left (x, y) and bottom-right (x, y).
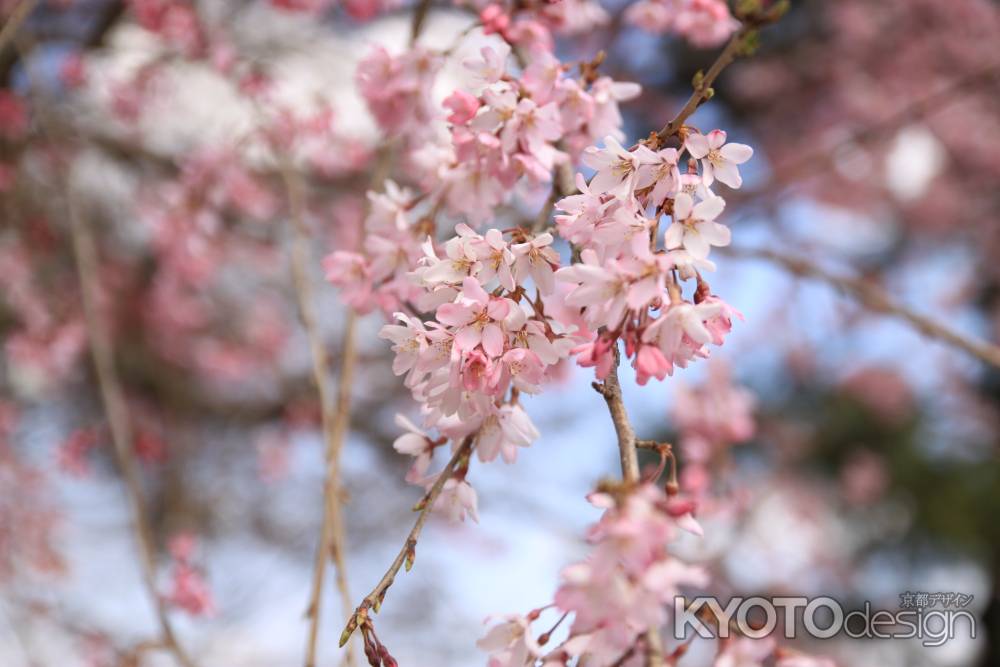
top-left (326, 3), bottom-right (838, 666)
top-left (381, 223), bottom-right (580, 520)
top-left (161, 533), bottom-right (215, 617)
top-left (478, 483), bottom-right (707, 666)
top-left (625, 0), bottom-right (740, 47)
top-left (328, 27), bottom-right (645, 522)
top-left (426, 42), bottom-right (640, 223)
top-left (327, 0), bottom-right (755, 525)
top-left (555, 128), bottom-right (752, 386)
top-left (476, 458), bottom-right (838, 667)
top-left (671, 362), bottom-right (757, 501)
top-left (330, 38), bottom-right (640, 313)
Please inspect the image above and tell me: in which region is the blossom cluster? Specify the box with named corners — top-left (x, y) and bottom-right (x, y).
top-left (334, 3), bottom-right (756, 533)
top-left (431, 43), bottom-right (640, 223)
top-left (350, 39), bottom-right (641, 227)
top-left (381, 222), bottom-right (583, 517)
top-left (555, 129), bottom-right (752, 385)
top-left (478, 483), bottom-right (707, 666)
top-left (330, 31), bottom-right (650, 521)
top-left (671, 362), bottom-right (756, 498)
top-left (162, 533), bottom-right (215, 617)
top-left (330, 38), bottom-right (641, 321)
top-left (625, 0), bottom-right (740, 47)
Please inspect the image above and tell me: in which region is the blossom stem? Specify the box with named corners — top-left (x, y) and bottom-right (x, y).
top-left (67, 188), bottom-right (196, 667)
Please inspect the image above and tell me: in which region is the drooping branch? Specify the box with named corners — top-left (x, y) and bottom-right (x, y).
top-left (282, 162), bottom-right (359, 667)
top-left (339, 435), bottom-right (476, 647)
top-left (67, 188), bottom-right (197, 667)
top-left (729, 246), bottom-right (1000, 369)
top-left (655, 2), bottom-right (788, 144)
top-left (594, 350), bottom-right (671, 667)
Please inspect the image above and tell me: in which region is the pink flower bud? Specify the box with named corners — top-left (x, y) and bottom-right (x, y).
top-left (442, 90), bottom-right (481, 125)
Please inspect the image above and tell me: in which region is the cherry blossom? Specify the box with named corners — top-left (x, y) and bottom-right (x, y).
top-left (477, 614), bottom-right (542, 667)
top-left (433, 477), bottom-right (479, 523)
top-left (686, 130), bottom-right (754, 189)
top-left (663, 192), bottom-right (730, 260)
top-left (582, 136), bottom-right (658, 199)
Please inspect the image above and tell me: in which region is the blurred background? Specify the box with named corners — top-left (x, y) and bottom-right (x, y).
top-left (1, 0), bottom-right (999, 665)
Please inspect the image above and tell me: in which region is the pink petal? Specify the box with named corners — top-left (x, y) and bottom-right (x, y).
top-left (684, 231), bottom-right (710, 260)
top-left (672, 192), bottom-right (693, 219)
top-left (693, 195), bottom-right (725, 221)
top-left (455, 325), bottom-right (481, 351)
top-left (627, 277), bottom-right (661, 309)
top-left (697, 221), bottom-right (731, 247)
top-left (713, 161), bottom-right (742, 188)
top-left (685, 133), bottom-right (710, 159)
top-left (720, 142), bottom-right (753, 164)
top-left (663, 222), bottom-right (685, 250)
top-left (706, 129), bottom-right (727, 149)
top-left (461, 276), bottom-right (489, 304)
top-left (436, 302), bottom-right (474, 327)
top-left (481, 323), bottom-right (505, 357)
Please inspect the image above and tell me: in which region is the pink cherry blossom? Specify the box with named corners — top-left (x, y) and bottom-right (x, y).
top-left (392, 414), bottom-right (435, 483)
top-left (476, 403), bottom-right (540, 463)
top-left (432, 477), bottom-right (479, 523)
top-left (436, 278), bottom-right (513, 357)
top-left (477, 614), bottom-right (541, 667)
top-left (663, 192), bottom-right (730, 260)
top-left (582, 136), bottom-right (658, 199)
top-left (444, 90), bottom-right (482, 125)
top-left (512, 232), bottom-right (560, 294)
top-left (463, 44), bottom-right (511, 87)
top-left (685, 130), bottom-right (754, 189)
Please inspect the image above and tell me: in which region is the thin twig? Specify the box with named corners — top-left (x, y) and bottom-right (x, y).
top-left (339, 435), bottom-right (476, 646)
top-left (0, 0), bottom-right (39, 55)
top-left (654, 3), bottom-right (787, 143)
top-left (67, 190), bottom-right (196, 667)
top-left (409, 0), bottom-right (433, 45)
top-left (281, 163), bottom-right (359, 667)
top-left (729, 246), bottom-right (1000, 369)
top-left (655, 29), bottom-right (751, 143)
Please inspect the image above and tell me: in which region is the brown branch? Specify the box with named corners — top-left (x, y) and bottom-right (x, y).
top-left (0, 0), bottom-right (38, 56)
top-left (654, 3), bottom-right (786, 144)
top-left (409, 0), bottom-right (433, 45)
top-left (592, 346), bottom-right (639, 483)
top-left (593, 349), bottom-right (669, 666)
top-left (339, 435), bottom-right (476, 647)
top-left (655, 30), bottom-right (751, 144)
top-left (729, 246), bottom-right (1000, 368)
top-left (67, 190), bottom-right (196, 667)
top-left (280, 163), bottom-right (359, 667)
